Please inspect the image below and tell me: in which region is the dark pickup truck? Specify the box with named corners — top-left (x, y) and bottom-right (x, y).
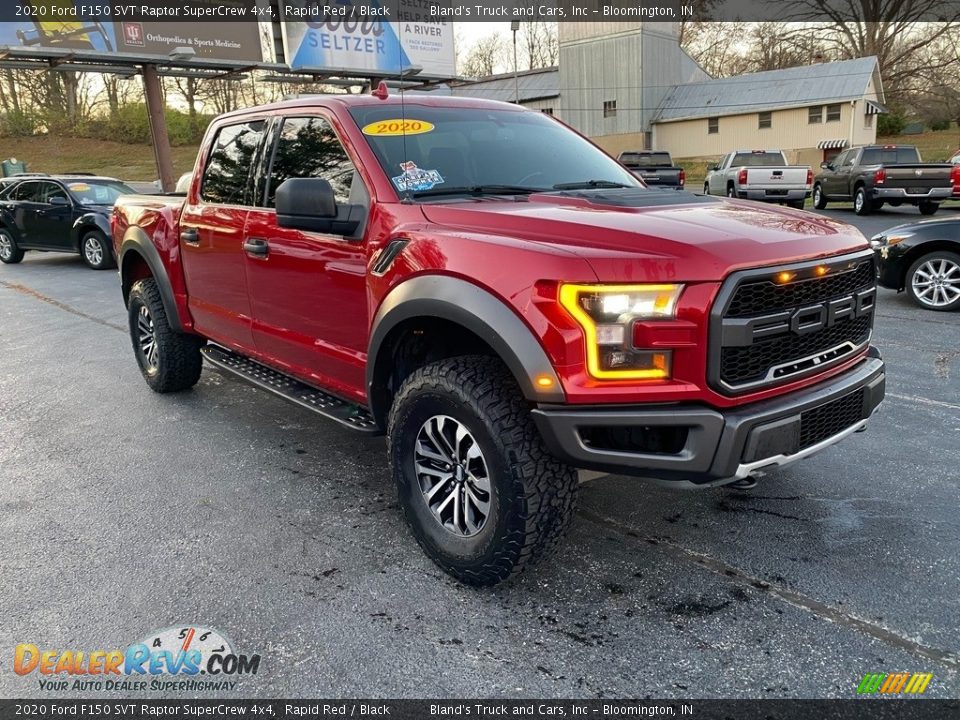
top-left (813, 145), bottom-right (953, 216)
top-left (617, 151), bottom-right (685, 188)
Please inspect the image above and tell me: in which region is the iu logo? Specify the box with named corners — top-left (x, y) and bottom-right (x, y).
top-left (123, 23), bottom-right (145, 47)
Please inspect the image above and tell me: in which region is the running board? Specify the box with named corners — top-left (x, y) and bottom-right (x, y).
top-left (201, 345), bottom-right (379, 433)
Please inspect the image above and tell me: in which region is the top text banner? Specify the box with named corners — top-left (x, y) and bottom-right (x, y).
top-left (0, 1), bottom-right (958, 23)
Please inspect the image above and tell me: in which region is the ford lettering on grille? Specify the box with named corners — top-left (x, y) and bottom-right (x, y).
top-left (709, 252), bottom-right (877, 394)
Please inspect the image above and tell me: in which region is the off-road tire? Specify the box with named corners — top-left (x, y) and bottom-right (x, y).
top-left (787, 199), bottom-right (805, 210)
top-left (854, 186), bottom-right (871, 215)
top-left (812, 184), bottom-right (828, 209)
top-left (918, 201), bottom-right (940, 216)
top-left (127, 278), bottom-right (204, 392)
top-left (0, 227), bottom-right (24, 264)
top-left (80, 230), bottom-right (115, 270)
top-left (388, 355), bottom-right (579, 586)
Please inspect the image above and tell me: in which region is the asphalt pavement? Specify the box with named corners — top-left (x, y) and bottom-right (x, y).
top-left (1, 205), bottom-right (958, 699)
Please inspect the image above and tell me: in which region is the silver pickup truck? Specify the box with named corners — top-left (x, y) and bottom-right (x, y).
top-left (704, 149), bottom-right (812, 209)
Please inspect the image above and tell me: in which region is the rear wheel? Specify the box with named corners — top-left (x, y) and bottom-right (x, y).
top-left (812, 184), bottom-right (828, 210)
top-left (906, 251), bottom-right (960, 311)
top-left (918, 201), bottom-right (939, 216)
top-left (127, 278), bottom-right (204, 392)
top-left (388, 355), bottom-right (579, 586)
top-left (0, 228), bottom-right (24, 264)
top-left (81, 230), bottom-right (114, 270)
top-left (854, 186), bottom-right (871, 215)
top-left (726, 184), bottom-right (735, 198)
top-left (787, 199), bottom-right (805, 210)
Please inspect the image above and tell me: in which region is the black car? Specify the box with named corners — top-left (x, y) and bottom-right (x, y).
top-left (0, 176), bottom-right (134, 269)
top-left (871, 218), bottom-right (960, 311)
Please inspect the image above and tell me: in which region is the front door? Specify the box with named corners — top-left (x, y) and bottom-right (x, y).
top-left (243, 115), bottom-right (370, 403)
top-left (179, 118), bottom-right (267, 351)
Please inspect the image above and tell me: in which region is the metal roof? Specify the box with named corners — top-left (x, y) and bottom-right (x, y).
top-left (653, 57), bottom-right (882, 123)
top-left (450, 67), bottom-right (559, 105)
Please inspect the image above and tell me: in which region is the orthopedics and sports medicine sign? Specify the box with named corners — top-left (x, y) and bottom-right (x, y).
top-left (281, 0), bottom-right (455, 78)
top-left (0, 0), bottom-right (263, 63)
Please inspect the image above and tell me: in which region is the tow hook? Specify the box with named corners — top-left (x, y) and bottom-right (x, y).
top-left (727, 476), bottom-right (759, 491)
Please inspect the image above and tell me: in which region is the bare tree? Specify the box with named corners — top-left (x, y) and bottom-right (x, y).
top-left (458, 33), bottom-right (508, 78)
top-left (521, 22), bottom-right (558, 70)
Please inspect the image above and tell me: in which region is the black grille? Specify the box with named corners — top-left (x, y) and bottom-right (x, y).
top-left (711, 252), bottom-right (877, 394)
top-left (721, 316), bottom-right (872, 385)
top-left (799, 389), bottom-right (865, 449)
top-left (726, 260), bottom-right (874, 317)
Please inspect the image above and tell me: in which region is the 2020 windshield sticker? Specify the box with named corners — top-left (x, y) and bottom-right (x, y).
top-left (392, 162), bottom-right (444, 193)
top-left (362, 119), bottom-right (434, 136)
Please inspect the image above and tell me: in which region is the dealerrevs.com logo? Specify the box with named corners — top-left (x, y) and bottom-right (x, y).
top-left (14, 626), bottom-right (261, 692)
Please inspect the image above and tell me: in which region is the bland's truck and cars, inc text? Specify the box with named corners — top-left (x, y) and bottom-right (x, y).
top-left (111, 93), bottom-right (885, 586)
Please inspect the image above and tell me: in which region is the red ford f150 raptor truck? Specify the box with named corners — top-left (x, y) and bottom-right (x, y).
top-left (112, 93), bottom-right (885, 586)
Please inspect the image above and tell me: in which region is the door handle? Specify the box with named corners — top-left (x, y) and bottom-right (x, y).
top-left (243, 238), bottom-right (269, 257)
top-left (180, 228), bottom-right (199, 245)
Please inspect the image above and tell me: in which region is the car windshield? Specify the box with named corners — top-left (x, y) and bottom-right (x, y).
top-left (621, 153), bottom-right (671, 167)
top-left (349, 104), bottom-right (641, 199)
top-left (64, 180), bottom-right (134, 205)
top-left (731, 152), bottom-right (786, 166)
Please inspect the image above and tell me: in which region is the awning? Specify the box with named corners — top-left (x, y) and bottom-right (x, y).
top-left (865, 100), bottom-right (888, 115)
top-left (817, 139), bottom-right (848, 149)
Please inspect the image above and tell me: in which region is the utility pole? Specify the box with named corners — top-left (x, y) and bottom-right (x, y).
top-left (511, 21), bottom-right (520, 104)
top-left (142, 64), bottom-right (175, 193)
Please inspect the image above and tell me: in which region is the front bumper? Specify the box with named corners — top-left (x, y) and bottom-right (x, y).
top-left (870, 187), bottom-right (951, 201)
top-left (532, 351), bottom-right (885, 487)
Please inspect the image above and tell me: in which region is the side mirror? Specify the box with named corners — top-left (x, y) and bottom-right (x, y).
top-left (49, 196), bottom-right (70, 206)
top-left (708, 164), bottom-right (718, 172)
top-left (275, 178), bottom-right (361, 236)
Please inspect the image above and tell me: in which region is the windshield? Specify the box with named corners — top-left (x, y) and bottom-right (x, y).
top-left (64, 180), bottom-right (134, 205)
top-left (731, 152), bottom-right (787, 167)
top-left (621, 153), bottom-right (672, 167)
top-left (349, 104), bottom-right (640, 198)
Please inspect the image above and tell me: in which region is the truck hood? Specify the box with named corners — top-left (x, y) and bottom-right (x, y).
top-left (419, 190), bottom-right (868, 282)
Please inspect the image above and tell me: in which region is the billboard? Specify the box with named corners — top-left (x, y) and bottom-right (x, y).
top-left (0, 0), bottom-right (263, 63)
top-left (281, 1), bottom-right (455, 78)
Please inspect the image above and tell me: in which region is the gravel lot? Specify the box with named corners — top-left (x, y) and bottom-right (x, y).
top-left (1, 205), bottom-right (958, 699)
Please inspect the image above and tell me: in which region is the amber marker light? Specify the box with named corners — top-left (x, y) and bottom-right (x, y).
top-left (775, 271), bottom-right (797, 284)
top-left (535, 375), bottom-right (555, 388)
top-left (814, 265), bottom-right (830, 277)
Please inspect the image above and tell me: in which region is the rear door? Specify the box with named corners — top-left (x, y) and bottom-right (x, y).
top-left (10, 181), bottom-right (45, 246)
top-left (243, 114), bottom-right (370, 402)
top-left (179, 118), bottom-right (267, 351)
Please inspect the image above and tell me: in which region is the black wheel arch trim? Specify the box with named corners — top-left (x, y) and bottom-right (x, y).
top-left (119, 228), bottom-right (184, 332)
top-left (71, 213), bottom-right (111, 252)
top-left (367, 275), bottom-right (565, 427)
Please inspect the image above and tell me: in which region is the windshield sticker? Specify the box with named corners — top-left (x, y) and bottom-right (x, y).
top-left (67, 183), bottom-right (91, 191)
top-left (363, 119), bottom-right (434, 136)
top-left (392, 162), bottom-right (444, 193)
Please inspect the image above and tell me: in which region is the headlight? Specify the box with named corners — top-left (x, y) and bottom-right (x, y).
top-left (558, 284), bottom-right (683, 380)
top-left (870, 232), bottom-right (912, 249)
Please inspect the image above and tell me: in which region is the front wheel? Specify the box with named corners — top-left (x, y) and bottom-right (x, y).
top-left (127, 278), bottom-right (205, 392)
top-left (918, 201), bottom-right (939, 216)
top-left (81, 230), bottom-right (114, 270)
top-left (812, 184), bottom-right (828, 209)
top-left (703, 183), bottom-right (710, 195)
top-left (854, 186), bottom-right (871, 215)
top-left (0, 228), bottom-right (24, 264)
top-left (906, 251), bottom-right (960, 311)
top-left (388, 355), bottom-right (579, 586)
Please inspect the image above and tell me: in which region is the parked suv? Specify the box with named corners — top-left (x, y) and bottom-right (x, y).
top-left (112, 94), bottom-right (885, 585)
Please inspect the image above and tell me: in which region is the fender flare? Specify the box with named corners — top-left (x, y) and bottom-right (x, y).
top-left (367, 275), bottom-right (565, 425)
top-left (119, 227), bottom-right (184, 332)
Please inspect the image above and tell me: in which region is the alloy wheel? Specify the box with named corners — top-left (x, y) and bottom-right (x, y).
top-left (414, 415), bottom-right (491, 537)
top-left (0, 233), bottom-right (11, 260)
top-left (912, 258), bottom-right (960, 308)
top-left (137, 305), bottom-right (159, 370)
top-left (84, 236), bottom-right (103, 266)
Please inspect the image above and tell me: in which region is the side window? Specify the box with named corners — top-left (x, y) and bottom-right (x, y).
top-left (843, 152), bottom-right (856, 167)
top-left (201, 120), bottom-right (266, 205)
top-left (15, 182), bottom-right (43, 202)
top-left (831, 151), bottom-right (846, 167)
top-left (264, 116), bottom-right (356, 208)
top-left (42, 183), bottom-right (69, 203)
